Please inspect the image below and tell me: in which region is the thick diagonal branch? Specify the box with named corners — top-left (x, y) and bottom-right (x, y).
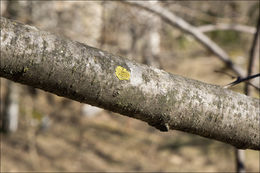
top-left (1, 17), bottom-right (259, 150)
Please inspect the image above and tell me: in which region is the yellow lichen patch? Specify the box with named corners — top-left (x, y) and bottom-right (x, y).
top-left (115, 66), bottom-right (130, 80)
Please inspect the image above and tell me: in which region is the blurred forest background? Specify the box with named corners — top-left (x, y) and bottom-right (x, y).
top-left (0, 1), bottom-right (259, 172)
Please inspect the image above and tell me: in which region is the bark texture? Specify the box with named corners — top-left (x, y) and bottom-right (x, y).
top-left (1, 17), bottom-right (259, 150)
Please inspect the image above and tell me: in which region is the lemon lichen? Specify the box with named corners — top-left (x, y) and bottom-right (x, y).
top-left (115, 66), bottom-right (130, 80)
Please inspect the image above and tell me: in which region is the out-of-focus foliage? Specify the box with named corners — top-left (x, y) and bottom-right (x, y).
top-left (208, 30), bottom-right (241, 47)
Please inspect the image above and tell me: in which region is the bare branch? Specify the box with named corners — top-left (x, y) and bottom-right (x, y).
top-left (122, 1), bottom-right (256, 84)
top-left (223, 73), bottom-right (260, 89)
top-left (1, 17), bottom-right (259, 150)
top-left (169, 3), bottom-right (249, 24)
top-left (198, 23), bottom-right (256, 34)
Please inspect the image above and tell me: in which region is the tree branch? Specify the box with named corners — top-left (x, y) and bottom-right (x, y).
top-left (122, 1), bottom-right (256, 85)
top-left (1, 17), bottom-right (259, 150)
top-left (198, 23), bottom-right (256, 34)
top-left (224, 73), bottom-right (260, 89)
top-left (169, 3), bottom-right (249, 24)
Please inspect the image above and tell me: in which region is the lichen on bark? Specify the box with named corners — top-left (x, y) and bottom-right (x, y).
top-left (1, 17), bottom-right (259, 150)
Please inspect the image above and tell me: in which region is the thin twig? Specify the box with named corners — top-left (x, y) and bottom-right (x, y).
top-left (215, 70), bottom-right (259, 90)
top-left (198, 23), bottom-right (256, 34)
top-left (214, 70), bottom-right (236, 79)
top-left (223, 73), bottom-right (260, 90)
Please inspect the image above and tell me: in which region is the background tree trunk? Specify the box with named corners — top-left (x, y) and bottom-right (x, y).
top-left (142, 0), bottom-right (161, 69)
top-left (2, 80), bottom-right (19, 133)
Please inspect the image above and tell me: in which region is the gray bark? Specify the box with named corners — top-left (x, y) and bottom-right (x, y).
top-left (0, 17), bottom-right (259, 150)
top-left (3, 0), bottom-right (105, 118)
